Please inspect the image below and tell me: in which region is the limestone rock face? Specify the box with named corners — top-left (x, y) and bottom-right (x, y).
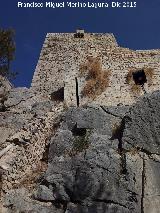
top-left (33, 106), bottom-right (139, 213)
top-left (3, 188), bottom-right (62, 213)
top-left (0, 85), bottom-right (64, 191)
top-left (123, 91), bottom-right (160, 154)
top-left (1, 79), bottom-right (160, 213)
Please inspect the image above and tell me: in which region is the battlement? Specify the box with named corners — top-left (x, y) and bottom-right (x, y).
top-left (31, 30), bottom-right (160, 106)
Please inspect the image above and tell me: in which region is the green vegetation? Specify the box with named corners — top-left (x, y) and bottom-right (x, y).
top-left (0, 28), bottom-right (17, 79)
top-left (69, 130), bottom-right (92, 156)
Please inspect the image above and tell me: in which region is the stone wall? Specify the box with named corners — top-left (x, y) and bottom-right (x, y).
top-left (31, 31), bottom-right (160, 107)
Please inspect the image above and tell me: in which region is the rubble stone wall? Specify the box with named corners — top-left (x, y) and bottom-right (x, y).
top-left (31, 31), bottom-right (160, 107)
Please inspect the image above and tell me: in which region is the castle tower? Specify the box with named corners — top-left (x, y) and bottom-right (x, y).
top-left (31, 30), bottom-right (160, 106)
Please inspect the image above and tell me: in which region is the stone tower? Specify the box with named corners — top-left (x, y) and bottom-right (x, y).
top-left (31, 30), bottom-right (160, 106)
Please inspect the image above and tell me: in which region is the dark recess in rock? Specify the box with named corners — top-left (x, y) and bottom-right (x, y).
top-left (71, 124), bottom-right (86, 136)
top-left (132, 70), bottom-right (147, 85)
top-left (51, 87), bottom-right (64, 102)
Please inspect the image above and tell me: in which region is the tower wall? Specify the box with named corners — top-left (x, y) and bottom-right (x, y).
top-left (31, 31), bottom-right (160, 106)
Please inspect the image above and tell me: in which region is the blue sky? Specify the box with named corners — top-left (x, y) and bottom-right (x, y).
top-left (0, 0), bottom-right (160, 87)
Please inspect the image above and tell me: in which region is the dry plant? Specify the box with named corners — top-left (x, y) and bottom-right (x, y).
top-left (125, 69), bottom-right (135, 84)
top-left (87, 58), bottom-right (101, 79)
top-left (80, 57), bottom-right (110, 99)
top-left (128, 146), bottom-right (140, 156)
top-left (126, 69), bottom-right (142, 94)
top-left (144, 68), bottom-right (154, 85)
top-left (81, 79), bottom-right (96, 98)
top-left (130, 84), bottom-right (142, 94)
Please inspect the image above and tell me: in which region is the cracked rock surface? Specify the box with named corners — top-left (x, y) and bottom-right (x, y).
top-left (0, 78), bottom-right (160, 212)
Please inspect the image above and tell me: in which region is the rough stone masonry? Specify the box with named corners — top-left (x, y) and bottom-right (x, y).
top-left (32, 30), bottom-right (160, 106)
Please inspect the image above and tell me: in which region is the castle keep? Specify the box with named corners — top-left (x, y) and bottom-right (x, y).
top-left (32, 30), bottom-right (160, 106)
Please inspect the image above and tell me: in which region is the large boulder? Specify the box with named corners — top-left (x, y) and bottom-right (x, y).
top-left (34, 106), bottom-right (142, 213)
top-left (123, 90), bottom-right (160, 154)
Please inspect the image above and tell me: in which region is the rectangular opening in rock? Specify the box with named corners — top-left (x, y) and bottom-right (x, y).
top-left (51, 87), bottom-right (64, 102)
top-left (72, 124), bottom-right (86, 136)
top-left (132, 70), bottom-right (147, 85)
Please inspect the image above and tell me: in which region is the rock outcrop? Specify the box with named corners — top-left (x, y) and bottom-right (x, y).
top-left (0, 76), bottom-right (160, 212)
